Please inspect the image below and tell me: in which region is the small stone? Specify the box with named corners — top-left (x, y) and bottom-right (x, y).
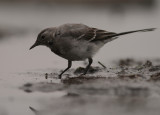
top-left (45, 73), bottom-right (48, 79)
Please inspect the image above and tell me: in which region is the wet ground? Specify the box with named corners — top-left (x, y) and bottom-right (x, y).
top-left (0, 1), bottom-right (160, 115)
top-left (13, 59), bottom-right (160, 115)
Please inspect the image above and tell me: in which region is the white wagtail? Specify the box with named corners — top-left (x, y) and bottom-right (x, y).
top-left (30, 23), bottom-right (156, 79)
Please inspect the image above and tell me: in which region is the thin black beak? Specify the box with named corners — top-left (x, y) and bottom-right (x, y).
top-left (29, 42), bottom-right (38, 50)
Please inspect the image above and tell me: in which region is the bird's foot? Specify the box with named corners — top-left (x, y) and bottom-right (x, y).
top-left (58, 75), bottom-right (62, 79)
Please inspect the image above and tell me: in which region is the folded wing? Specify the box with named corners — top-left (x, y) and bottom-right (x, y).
top-left (77, 28), bottom-right (116, 42)
top-left (57, 24), bottom-right (116, 43)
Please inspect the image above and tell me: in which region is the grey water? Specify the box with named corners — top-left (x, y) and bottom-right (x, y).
top-left (0, 1), bottom-right (160, 115)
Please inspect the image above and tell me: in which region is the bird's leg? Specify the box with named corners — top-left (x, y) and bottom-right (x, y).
top-left (58, 60), bottom-right (72, 79)
top-left (83, 58), bottom-right (93, 75)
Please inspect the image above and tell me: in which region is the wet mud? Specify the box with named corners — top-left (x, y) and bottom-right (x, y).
top-left (18, 59), bottom-right (160, 115)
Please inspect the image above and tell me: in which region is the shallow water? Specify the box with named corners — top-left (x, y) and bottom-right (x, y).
top-left (0, 1), bottom-right (160, 115)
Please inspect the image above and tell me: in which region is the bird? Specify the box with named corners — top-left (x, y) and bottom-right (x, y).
top-left (30, 23), bottom-right (156, 79)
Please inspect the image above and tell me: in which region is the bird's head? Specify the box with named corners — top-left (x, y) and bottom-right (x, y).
top-left (30, 27), bottom-right (56, 50)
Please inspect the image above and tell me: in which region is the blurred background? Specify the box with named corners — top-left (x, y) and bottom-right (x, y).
top-left (0, 0), bottom-right (159, 73)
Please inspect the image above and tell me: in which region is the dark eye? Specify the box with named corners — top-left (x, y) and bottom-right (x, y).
top-left (41, 35), bottom-right (45, 40)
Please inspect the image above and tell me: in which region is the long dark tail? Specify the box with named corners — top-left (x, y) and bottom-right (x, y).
top-left (107, 28), bottom-right (156, 38)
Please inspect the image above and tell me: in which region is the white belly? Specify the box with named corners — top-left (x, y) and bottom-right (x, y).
top-left (53, 39), bottom-right (103, 61)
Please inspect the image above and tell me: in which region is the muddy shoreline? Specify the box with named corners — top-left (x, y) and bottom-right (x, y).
top-left (16, 59), bottom-right (160, 115)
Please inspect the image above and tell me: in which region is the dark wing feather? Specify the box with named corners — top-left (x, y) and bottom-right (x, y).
top-left (58, 24), bottom-right (155, 43)
top-left (77, 28), bottom-right (117, 42)
top-left (57, 24), bottom-right (117, 42)
top-left (77, 28), bottom-right (96, 41)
